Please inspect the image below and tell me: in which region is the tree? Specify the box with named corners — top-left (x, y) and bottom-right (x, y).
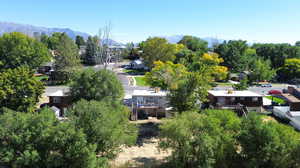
top-left (168, 69), bottom-right (212, 112)
top-left (141, 37), bottom-right (177, 68)
top-left (47, 32), bottom-right (64, 50)
top-left (253, 43), bottom-right (300, 68)
top-left (0, 32), bottom-right (51, 71)
top-left (75, 35), bottom-right (85, 48)
top-left (249, 59), bottom-right (275, 82)
top-left (277, 58), bottom-right (300, 81)
top-left (67, 99), bottom-right (137, 158)
top-left (0, 67), bottom-right (44, 113)
top-left (296, 41), bottom-right (300, 47)
top-left (214, 40), bottom-right (249, 72)
top-left (200, 52), bottom-right (228, 81)
top-left (54, 33), bottom-right (81, 82)
top-left (178, 35), bottom-right (208, 53)
top-left (70, 68), bottom-right (124, 102)
top-left (145, 61), bottom-right (188, 90)
top-left (233, 77), bottom-right (249, 90)
top-left (159, 110), bottom-right (241, 168)
top-left (84, 36), bottom-right (100, 65)
top-left (0, 108), bottom-right (101, 168)
top-left (238, 113), bottom-right (300, 168)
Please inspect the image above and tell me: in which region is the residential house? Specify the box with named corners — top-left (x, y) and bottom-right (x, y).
top-left (37, 61), bottom-right (54, 75)
top-left (208, 90), bottom-right (263, 112)
top-left (131, 89), bottom-right (170, 120)
top-left (46, 89), bottom-right (72, 117)
top-left (130, 59), bottom-right (148, 70)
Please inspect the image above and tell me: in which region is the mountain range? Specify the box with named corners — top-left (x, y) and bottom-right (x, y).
top-left (0, 21), bottom-right (225, 47)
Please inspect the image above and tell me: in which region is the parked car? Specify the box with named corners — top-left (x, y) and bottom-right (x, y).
top-left (261, 83), bottom-right (272, 87)
top-left (268, 90), bottom-right (282, 95)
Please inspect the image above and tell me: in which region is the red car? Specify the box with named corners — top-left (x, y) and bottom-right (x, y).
top-left (268, 90), bottom-right (282, 95)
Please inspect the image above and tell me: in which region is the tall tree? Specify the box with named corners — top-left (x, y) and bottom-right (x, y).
top-left (141, 37), bottom-right (177, 68)
top-left (238, 113), bottom-right (300, 168)
top-left (0, 108), bottom-right (100, 168)
top-left (0, 32), bottom-right (51, 71)
top-left (253, 43), bottom-right (300, 68)
top-left (159, 110), bottom-right (241, 168)
top-left (54, 33), bottom-right (81, 82)
top-left (84, 36), bottom-right (100, 65)
top-left (70, 68), bottom-right (124, 102)
top-left (67, 99), bottom-right (137, 158)
top-left (75, 35), bottom-right (86, 48)
top-left (214, 40), bottom-right (249, 72)
top-left (249, 59), bottom-right (275, 82)
top-left (277, 58), bottom-right (300, 81)
top-left (145, 61), bottom-right (188, 90)
top-left (178, 35), bottom-right (208, 54)
top-left (0, 67), bottom-right (44, 113)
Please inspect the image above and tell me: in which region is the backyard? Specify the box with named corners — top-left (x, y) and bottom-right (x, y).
top-left (265, 96), bottom-right (286, 104)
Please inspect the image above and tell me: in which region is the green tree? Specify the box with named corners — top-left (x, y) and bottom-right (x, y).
top-left (296, 41), bottom-right (300, 47)
top-left (0, 67), bottom-right (44, 113)
top-left (249, 59), bottom-right (275, 82)
top-left (238, 113), bottom-right (300, 168)
top-left (159, 110), bottom-right (241, 168)
top-left (47, 32), bottom-right (64, 50)
top-left (277, 58), bottom-right (300, 81)
top-left (169, 69), bottom-right (212, 112)
top-left (178, 35), bottom-right (208, 53)
top-left (0, 108), bottom-right (101, 168)
top-left (0, 32), bottom-right (51, 71)
top-left (70, 68), bottom-right (124, 102)
top-left (75, 35), bottom-right (86, 48)
top-left (233, 77), bottom-right (249, 90)
top-left (54, 33), bottom-right (81, 82)
top-left (141, 37), bottom-right (176, 68)
top-left (67, 99), bottom-right (137, 158)
top-left (253, 43), bottom-right (300, 68)
top-left (214, 40), bottom-right (249, 72)
top-left (145, 61), bottom-right (188, 90)
top-left (84, 36), bottom-right (100, 65)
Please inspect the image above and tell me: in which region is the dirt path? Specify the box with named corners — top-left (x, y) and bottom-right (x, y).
top-left (111, 118), bottom-right (171, 168)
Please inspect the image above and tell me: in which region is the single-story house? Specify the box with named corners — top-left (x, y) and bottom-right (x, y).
top-left (130, 59), bottom-right (148, 70)
top-left (46, 89), bottom-right (72, 117)
top-left (208, 90), bottom-right (263, 112)
top-left (131, 89), bottom-right (170, 120)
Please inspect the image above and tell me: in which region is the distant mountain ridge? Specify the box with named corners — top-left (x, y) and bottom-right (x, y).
top-left (0, 21), bottom-right (91, 40)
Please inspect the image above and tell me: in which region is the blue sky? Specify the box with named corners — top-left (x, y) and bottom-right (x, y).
top-left (1, 0), bottom-right (300, 43)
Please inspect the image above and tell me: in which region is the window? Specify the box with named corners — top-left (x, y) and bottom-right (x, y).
top-left (53, 97), bottom-right (61, 103)
top-left (230, 97), bottom-right (235, 101)
top-left (252, 97), bottom-right (258, 102)
top-left (240, 97), bottom-right (245, 101)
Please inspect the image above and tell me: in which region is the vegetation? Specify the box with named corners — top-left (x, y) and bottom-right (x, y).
top-left (265, 96), bottom-right (286, 104)
top-left (0, 67), bottom-right (44, 113)
top-left (67, 99), bottom-right (137, 159)
top-left (277, 58), bottom-right (300, 81)
top-left (233, 77), bottom-right (249, 90)
top-left (249, 59), bottom-right (275, 82)
top-left (0, 32), bottom-right (51, 71)
top-left (0, 108), bottom-right (101, 168)
top-left (84, 36), bottom-right (100, 65)
top-left (70, 68), bottom-right (124, 102)
top-left (75, 35), bottom-right (86, 48)
top-left (54, 33), bottom-right (82, 82)
top-left (141, 37), bottom-right (177, 68)
top-left (134, 76), bottom-right (148, 86)
top-left (159, 110), bottom-right (300, 168)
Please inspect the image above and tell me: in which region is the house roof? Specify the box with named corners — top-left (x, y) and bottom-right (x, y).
top-left (281, 94), bottom-right (300, 103)
top-left (132, 90), bottom-right (167, 97)
top-left (47, 90), bottom-right (69, 97)
top-left (208, 90), bottom-right (262, 97)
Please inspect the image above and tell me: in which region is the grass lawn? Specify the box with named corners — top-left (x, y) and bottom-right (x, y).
top-left (134, 76), bottom-right (148, 86)
top-left (266, 96), bottom-right (286, 104)
top-left (34, 75), bottom-right (49, 81)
